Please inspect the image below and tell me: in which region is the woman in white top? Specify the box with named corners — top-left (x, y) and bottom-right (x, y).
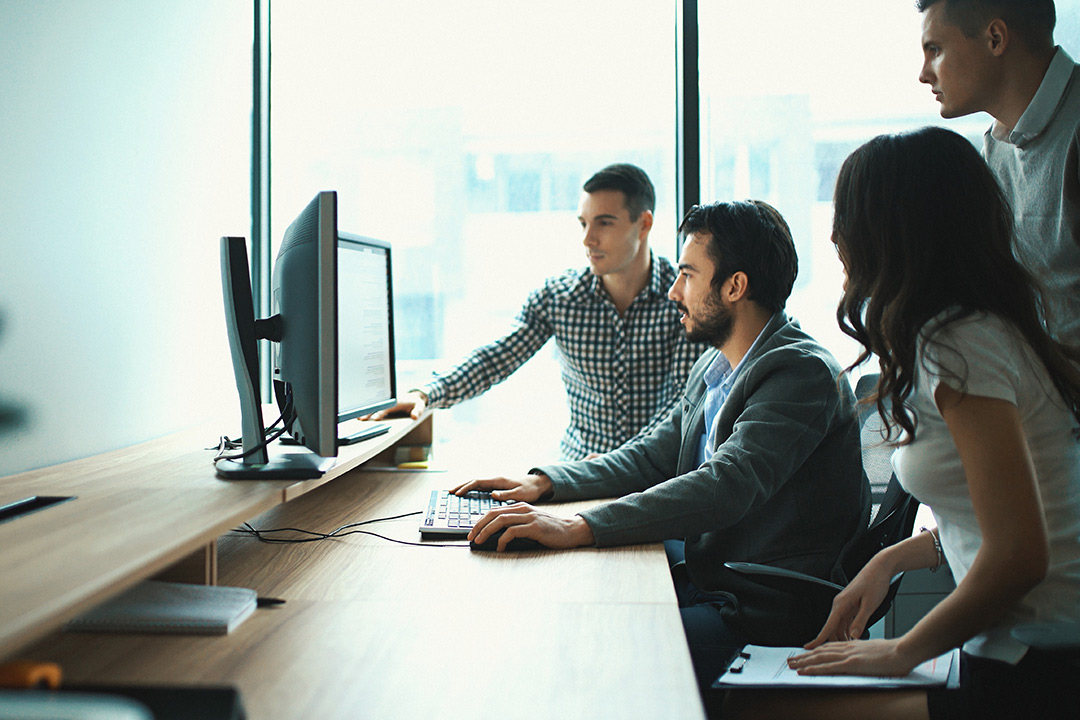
top-left (727, 126), bottom-right (1080, 719)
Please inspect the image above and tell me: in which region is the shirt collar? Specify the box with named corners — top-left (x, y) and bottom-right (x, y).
top-left (993, 46), bottom-right (1076, 146)
top-left (581, 250), bottom-right (664, 301)
top-left (703, 312), bottom-right (777, 390)
top-left (642, 250), bottom-right (667, 299)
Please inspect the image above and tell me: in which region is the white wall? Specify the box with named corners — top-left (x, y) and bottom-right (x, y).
top-left (0, 1), bottom-right (252, 476)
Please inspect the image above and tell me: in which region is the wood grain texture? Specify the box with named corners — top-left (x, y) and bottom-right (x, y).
top-left (5, 414), bottom-right (705, 719)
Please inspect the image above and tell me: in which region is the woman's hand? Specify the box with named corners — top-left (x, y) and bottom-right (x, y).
top-left (788, 638), bottom-right (920, 678)
top-left (804, 556), bottom-right (895, 649)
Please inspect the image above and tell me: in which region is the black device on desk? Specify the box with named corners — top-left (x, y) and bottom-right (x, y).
top-left (419, 490), bottom-right (544, 551)
top-left (216, 191), bottom-right (397, 479)
top-left (68, 685), bottom-right (245, 720)
top-left (0, 686), bottom-right (245, 720)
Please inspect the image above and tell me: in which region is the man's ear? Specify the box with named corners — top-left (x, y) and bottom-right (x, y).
top-left (638, 209), bottom-right (654, 239)
top-left (725, 271), bottom-right (751, 303)
top-left (986, 18), bottom-right (1010, 56)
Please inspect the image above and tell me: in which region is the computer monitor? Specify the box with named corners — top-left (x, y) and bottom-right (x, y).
top-left (216, 190), bottom-right (397, 479)
top-left (335, 232), bottom-right (397, 428)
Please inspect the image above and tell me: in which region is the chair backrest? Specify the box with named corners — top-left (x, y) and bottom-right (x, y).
top-left (855, 372), bottom-right (895, 508)
top-left (839, 473), bottom-right (921, 584)
top-left (843, 373), bottom-right (922, 624)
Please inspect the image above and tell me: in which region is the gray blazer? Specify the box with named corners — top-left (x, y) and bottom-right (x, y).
top-left (538, 313), bottom-right (869, 594)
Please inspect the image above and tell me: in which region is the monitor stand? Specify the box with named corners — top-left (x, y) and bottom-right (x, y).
top-left (214, 453), bottom-right (335, 480)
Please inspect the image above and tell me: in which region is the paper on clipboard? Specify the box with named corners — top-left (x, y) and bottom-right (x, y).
top-left (713, 645), bottom-right (960, 689)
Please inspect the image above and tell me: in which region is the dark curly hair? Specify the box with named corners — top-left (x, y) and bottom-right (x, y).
top-left (832, 126), bottom-right (1080, 442)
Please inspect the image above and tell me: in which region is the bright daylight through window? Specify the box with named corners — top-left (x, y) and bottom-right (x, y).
top-left (271, 0), bottom-right (1080, 464)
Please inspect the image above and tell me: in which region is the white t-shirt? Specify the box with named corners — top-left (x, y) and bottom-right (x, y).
top-left (893, 311), bottom-right (1080, 663)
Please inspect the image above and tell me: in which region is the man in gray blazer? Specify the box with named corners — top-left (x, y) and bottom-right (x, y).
top-left (454, 200), bottom-right (869, 691)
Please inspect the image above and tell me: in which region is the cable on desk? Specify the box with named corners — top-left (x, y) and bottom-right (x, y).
top-left (232, 511), bottom-right (469, 548)
top-left (209, 397), bottom-right (293, 463)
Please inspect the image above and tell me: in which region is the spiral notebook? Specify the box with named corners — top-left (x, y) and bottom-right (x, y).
top-left (64, 581), bottom-right (257, 636)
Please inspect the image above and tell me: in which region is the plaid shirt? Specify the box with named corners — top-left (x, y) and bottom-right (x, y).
top-left (422, 253), bottom-right (709, 460)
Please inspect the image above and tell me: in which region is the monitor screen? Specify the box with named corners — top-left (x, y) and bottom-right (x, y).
top-left (337, 233), bottom-right (396, 422)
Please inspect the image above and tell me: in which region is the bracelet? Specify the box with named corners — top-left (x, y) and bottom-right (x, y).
top-left (921, 526), bottom-right (944, 572)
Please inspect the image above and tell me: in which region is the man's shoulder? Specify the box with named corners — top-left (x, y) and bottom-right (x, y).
top-left (652, 253), bottom-right (678, 279)
top-left (533, 267), bottom-right (594, 300)
top-left (752, 317), bottom-right (846, 378)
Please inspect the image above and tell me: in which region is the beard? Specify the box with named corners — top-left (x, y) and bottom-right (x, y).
top-left (679, 295), bottom-right (734, 346)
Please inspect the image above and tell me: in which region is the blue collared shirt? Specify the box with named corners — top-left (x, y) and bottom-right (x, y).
top-left (697, 316), bottom-right (775, 466)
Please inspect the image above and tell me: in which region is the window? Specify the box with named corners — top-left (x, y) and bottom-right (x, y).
top-left (700, 0), bottom-right (1080, 370)
top-left (271, 0), bottom-right (676, 463)
top-left (268, 0), bottom-right (1080, 462)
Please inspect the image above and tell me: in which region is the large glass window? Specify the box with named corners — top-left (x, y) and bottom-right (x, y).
top-left (700, 0), bottom-right (1080, 371)
top-left (271, 1), bottom-right (676, 464)
top-left (269, 0), bottom-right (1080, 463)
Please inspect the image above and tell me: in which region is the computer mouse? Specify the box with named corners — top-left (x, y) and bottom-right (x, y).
top-left (469, 528), bottom-right (545, 552)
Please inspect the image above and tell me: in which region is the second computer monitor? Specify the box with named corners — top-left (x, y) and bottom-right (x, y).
top-left (337, 232), bottom-right (396, 423)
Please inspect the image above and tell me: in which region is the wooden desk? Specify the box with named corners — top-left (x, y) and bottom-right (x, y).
top-left (0, 413), bottom-right (426, 657)
top-left (3, 421), bottom-right (705, 719)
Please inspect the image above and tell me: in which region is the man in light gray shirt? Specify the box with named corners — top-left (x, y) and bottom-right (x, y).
top-left (918, 0), bottom-right (1080, 344)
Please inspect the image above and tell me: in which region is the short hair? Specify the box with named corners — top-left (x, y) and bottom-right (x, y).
top-left (582, 163), bottom-right (656, 221)
top-left (915, 0), bottom-right (1056, 49)
top-left (677, 200), bottom-right (798, 313)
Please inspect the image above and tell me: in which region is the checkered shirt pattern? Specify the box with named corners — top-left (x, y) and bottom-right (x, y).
top-left (421, 253), bottom-right (710, 460)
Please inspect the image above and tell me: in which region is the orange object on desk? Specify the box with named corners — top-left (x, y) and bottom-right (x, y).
top-left (0, 660), bottom-right (62, 688)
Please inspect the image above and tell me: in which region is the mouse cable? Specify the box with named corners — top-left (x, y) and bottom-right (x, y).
top-left (234, 510), bottom-right (421, 539)
top-left (232, 511), bottom-right (467, 549)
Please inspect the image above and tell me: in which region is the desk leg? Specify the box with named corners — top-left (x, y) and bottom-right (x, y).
top-left (150, 541), bottom-right (218, 585)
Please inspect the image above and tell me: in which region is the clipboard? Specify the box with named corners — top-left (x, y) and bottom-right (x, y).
top-left (713, 645), bottom-right (961, 689)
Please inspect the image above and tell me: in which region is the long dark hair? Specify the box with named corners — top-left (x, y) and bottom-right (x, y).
top-left (832, 126), bottom-right (1080, 441)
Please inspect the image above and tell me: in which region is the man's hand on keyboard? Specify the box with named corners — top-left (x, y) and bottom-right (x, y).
top-left (467, 502), bottom-right (595, 551)
top-left (450, 473), bottom-right (553, 503)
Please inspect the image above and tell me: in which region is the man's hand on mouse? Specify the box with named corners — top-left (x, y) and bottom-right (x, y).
top-left (450, 473), bottom-right (553, 503)
top-left (467, 502), bottom-right (595, 552)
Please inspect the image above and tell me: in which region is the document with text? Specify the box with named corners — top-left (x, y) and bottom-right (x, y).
top-left (714, 645), bottom-right (960, 689)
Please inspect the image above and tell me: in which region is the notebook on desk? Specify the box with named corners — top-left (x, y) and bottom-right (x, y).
top-left (419, 489), bottom-right (509, 537)
top-left (64, 581), bottom-right (257, 636)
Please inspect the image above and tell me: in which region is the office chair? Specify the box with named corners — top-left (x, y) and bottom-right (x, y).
top-left (723, 373), bottom-right (921, 640)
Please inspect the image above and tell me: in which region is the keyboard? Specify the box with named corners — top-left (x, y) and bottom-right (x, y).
top-left (419, 490), bottom-right (509, 537)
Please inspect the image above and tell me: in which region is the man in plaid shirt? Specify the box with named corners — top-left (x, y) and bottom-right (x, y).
top-left (370, 163), bottom-right (709, 460)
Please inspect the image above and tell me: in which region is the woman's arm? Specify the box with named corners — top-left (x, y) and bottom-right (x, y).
top-left (803, 528), bottom-right (941, 647)
top-left (791, 386), bottom-right (1049, 677)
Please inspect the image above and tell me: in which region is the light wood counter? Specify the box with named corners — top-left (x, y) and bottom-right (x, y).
top-left (0, 414), bottom-right (425, 657)
top-left (3, 417), bottom-right (705, 719)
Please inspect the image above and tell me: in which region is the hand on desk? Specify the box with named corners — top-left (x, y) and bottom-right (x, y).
top-left (361, 390), bottom-right (427, 421)
top-left (466, 502), bottom-right (595, 552)
top-left (786, 638), bottom-right (919, 679)
top-left (450, 473), bottom-right (553, 504)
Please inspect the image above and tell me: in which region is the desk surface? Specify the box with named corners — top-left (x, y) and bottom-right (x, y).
top-left (3, 418), bottom-right (705, 719)
top-left (0, 414), bottom-right (423, 656)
